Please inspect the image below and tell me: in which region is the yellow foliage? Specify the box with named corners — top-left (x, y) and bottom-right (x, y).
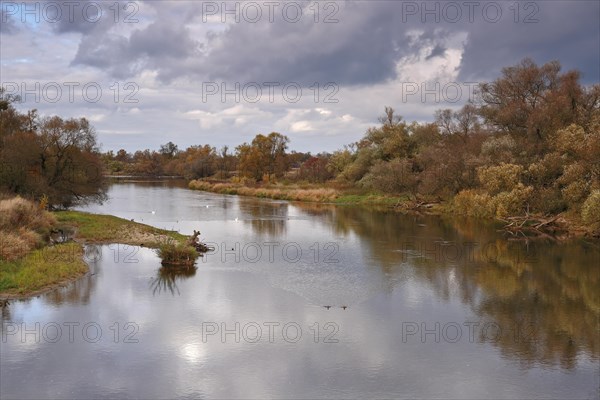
top-left (453, 190), bottom-right (496, 219)
top-left (477, 163), bottom-right (523, 195)
top-left (581, 190), bottom-right (600, 232)
top-left (493, 184), bottom-right (534, 218)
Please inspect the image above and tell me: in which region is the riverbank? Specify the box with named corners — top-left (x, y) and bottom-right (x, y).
top-left (188, 179), bottom-right (596, 239)
top-left (188, 179), bottom-right (424, 207)
top-left (0, 210), bottom-right (191, 300)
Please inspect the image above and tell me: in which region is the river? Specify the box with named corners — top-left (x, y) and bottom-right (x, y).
top-left (1, 181), bottom-right (598, 399)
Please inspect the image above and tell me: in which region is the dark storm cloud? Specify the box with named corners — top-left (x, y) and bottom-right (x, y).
top-left (457, 1), bottom-right (600, 83)
top-left (65, 1), bottom-right (411, 85)
top-left (52, 1), bottom-right (599, 86)
top-left (71, 20), bottom-right (201, 79)
top-left (425, 44), bottom-right (447, 60)
top-left (193, 2), bottom-right (404, 85)
top-left (129, 21), bottom-right (200, 58)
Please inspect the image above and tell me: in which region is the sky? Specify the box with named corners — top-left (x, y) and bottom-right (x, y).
top-left (1, 0), bottom-right (599, 153)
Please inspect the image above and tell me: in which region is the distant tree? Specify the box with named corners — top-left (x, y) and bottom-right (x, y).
top-left (298, 156), bottom-right (333, 183)
top-left (159, 141), bottom-right (179, 159)
top-left (237, 133), bottom-right (289, 181)
top-left (132, 150), bottom-right (164, 176)
top-left (435, 104), bottom-right (480, 141)
top-left (115, 149), bottom-right (131, 163)
top-left (378, 106), bottom-right (403, 127)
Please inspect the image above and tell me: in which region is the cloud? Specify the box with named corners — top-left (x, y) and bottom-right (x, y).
top-left (1, 0), bottom-right (598, 153)
top-left (42, 1), bottom-right (599, 88)
top-left (456, 1), bottom-right (600, 83)
top-left (426, 44), bottom-right (447, 60)
top-left (0, 9), bottom-right (18, 34)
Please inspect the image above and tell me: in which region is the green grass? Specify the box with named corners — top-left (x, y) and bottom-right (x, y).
top-left (55, 211), bottom-right (188, 247)
top-left (334, 193), bottom-right (411, 205)
top-left (1, 211), bottom-right (194, 299)
top-left (0, 243), bottom-right (87, 295)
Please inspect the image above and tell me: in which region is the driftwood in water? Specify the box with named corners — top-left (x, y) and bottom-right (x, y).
top-left (498, 213), bottom-right (566, 240)
top-left (394, 200), bottom-right (439, 212)
top-left (188, 230), bottom-right (211, 253)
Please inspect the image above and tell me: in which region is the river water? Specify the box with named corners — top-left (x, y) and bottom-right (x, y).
top-left (1, 181), bottom-right (598, 399)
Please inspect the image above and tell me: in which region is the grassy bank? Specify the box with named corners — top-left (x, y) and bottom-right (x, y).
top-left (188, 179), bottom-right (424, 207)
top-left (189, 180), bottom-right (340, 202)
top-left (189, 179), bottom-right (597, 238)
top-left (0, 243), bottom-right (87, 297)
top-left (54, 211), bottom-right (188, 247)
top-left (0, 197), bottom-right (197, 299)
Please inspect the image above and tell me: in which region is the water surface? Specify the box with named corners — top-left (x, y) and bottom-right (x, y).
top-left (1, 181), bottom-right (598, 399)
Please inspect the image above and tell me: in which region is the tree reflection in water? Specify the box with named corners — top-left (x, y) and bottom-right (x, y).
top-left (149, 266), bottom-right (197, 296)
top-left (293, 202), bottom-right (600, 370)
top-left (241, 200), bottom-right (288, 237)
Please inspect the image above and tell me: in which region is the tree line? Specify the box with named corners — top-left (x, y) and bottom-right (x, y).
top-left (102, 133), bottom-right (334, 183)
top-left (2, 58), bottom-right (599, 228)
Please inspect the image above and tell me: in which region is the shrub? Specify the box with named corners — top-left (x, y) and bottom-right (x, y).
top-left (156, 242), bottom-right (198, 266)
top-left (561, 180), bottom-right (589, 208)
top-left (453, 190), bottom-right (496, 219)
top-left (0, 231), bottom-right (30, 261)
top-left (0, 197), bottom-right (56, 261)
top-left (188, 180), bottom-right (212, 191)
top-left (453, 184), bottom-right (533, 219)
top-left (359, 158), bottom-right (417, 194)
top-left (481, 134), bottom-right (516, 162)
top-left (581, 191), bottom-right (600, 233)
top-left (553, 124), bottom-right (586, 156)
top-left (0, 196), bottom-right (56, 236)
top-left (477, 163), bottom-right (524, 195)
top-left (493, 184), bottom-right (533, 218)
top-left (529, 187), bottom-right (566, 215)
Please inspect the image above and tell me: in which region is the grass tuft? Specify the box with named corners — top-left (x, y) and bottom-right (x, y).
top-left (156, 241), bottom-right (199, 266)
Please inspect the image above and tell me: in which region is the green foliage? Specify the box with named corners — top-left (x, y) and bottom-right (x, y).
top-left (338, 148), bottom-right (375, 182)
top-left (327, 148), bottom-right (355, 176)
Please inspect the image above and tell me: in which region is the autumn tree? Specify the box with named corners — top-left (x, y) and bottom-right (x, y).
top-left (335, 107), bottom-right (415, 184)
top-left (132, 150), bottom-right (164, 176)
top-left (237, 132), bottom-right (289, 181)
top-left (477, 58), bottom-right (582, 156)
top-left (0, 91), bottom-right (106, 207)
top-left (298, 155), bottom-right (333, 183)
top-left (435, 104), bottom-right (481, 141)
